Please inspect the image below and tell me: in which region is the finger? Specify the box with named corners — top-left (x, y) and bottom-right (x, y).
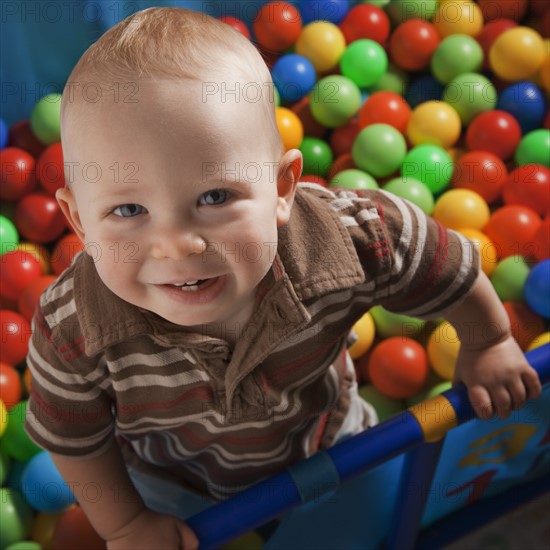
top-left (507, 380), bottom-right (527, 411)
top-left (490, 386), bottom-right (512, 419)
top-left (468, 385), bottom-right (493, 420)
top-left (523, 368), bottom-right (542, 400)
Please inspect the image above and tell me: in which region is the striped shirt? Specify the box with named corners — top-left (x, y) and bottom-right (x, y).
top-left (25, 184), bottom-right (479, 500)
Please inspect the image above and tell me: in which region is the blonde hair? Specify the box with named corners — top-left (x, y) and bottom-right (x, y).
top-left (61, 7), bottom-right (282, 154)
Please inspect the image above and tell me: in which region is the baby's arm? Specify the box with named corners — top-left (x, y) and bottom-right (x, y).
top-left (445, 271), bottom-right (542, 420)
top-left (51, 439), bottom-right (198, 550)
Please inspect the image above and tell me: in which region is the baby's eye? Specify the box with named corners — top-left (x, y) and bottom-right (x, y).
top-left (112, 204), bottom-right (146, 217)
top-left (199, 189), bottom-right (230, 206)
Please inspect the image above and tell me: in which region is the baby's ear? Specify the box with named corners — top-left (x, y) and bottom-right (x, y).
top-left (276, 149), bottom-right (302, 227)
top-left (56, 186), bottom-right (86, 243)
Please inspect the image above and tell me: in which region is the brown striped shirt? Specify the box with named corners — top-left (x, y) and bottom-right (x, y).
top-left (25, 184), bottom-right (479, 499)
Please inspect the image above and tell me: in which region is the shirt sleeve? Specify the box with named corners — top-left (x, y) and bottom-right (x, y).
top-left (325, 187), bottom-right (481, 320)
top-left (25, 304), bottom-right (115, 459)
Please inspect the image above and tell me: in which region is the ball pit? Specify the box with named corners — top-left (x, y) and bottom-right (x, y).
top-left (1, 3), bottom-right (550, 547)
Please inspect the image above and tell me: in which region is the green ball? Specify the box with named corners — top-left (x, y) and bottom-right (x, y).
top-left (515, 129), bottom-right (550, 167)
top-left (340, 39), bottom-right (388, 88)
top-left (443, 73), bottom-right (497, 125)
top-left (0, 452), bottom-right (10, 485)
top-left (431, 35), bottom-right (483, 84)
top-left (352, 123), bottom-right (407, 178)
top-left (30, 93), bottom-right (62, 144)
top-left (358, 385), bottom-right (404, 422)
top-left (490, 256), bottom-right (530, 302)
top-left (386, 0), bottom-right (439, 23)
top-left (0, 215), bottom-right (19, 256)
top-left (299, 137), bottom-right (334, 178)
top-left (0, 489), bottom-right (34, 549)
top-left (273, 86), bottom-right (281, 108)
top-left (368, 62), bottom-right (409, 95)
top-left (401, 144), bottom-right (454, 194)
top-left (369, 305), bottom-right (426, 339)
top-left (0, 401), bottom-right (42, 462)
top-left (5, 542), bottom-right (43, 550)
top-left (310, 75), bottom-right (362, 128)
top-left (330, 169), bottom-right (379, 190)
top-left (383, 177), bottom-right (435, 215)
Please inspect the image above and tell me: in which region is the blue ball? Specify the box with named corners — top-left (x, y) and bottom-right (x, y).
top-left (497, 81), bottom-right (547, 134)
top-left (21, 451), bottom-right (76, 512)
top-left (298, 0), bottom-right (350, 24)
top-left (405, 76), bottom-right (444, 108)
top-left (0, 118), bottom-right (8, 149)
top-left (524, 260), bottom-right (550, 319)
top-left (272, 54), bottom-right (317, 103)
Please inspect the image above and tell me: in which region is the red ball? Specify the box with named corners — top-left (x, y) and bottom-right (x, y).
top-left (0, 362), bottom-right (23, 409)
top-left (465, 110), bottom-right (522, 160)
top-left (502, 165), bottom-right (550, 217)
top-left (7, 120), bottom-right (47, 158)
top-left (358, 91), bottom-right (412, 134)
top-left (485, 205), bottom-right (542, 260)
top-left (253, 2), bottom-right (302, 52)
top-left (475, 19), bottom-right (518, 69)
top-left (14, 193), bottom-right (67, 243)
top-left (503, 301), bottom-right (546, 351)
top-left (368, 337), bottom-right (428, 399)
top-left (18, 275), bottom-right (57, 322)
top-left (477, 0), bottom-right (527, 22)
top-left (53, 505), bottom-right (107, 550)
top-left (338, 3), bottom-right (390, 45)
top-left (0, 250), bottom-right (43, 301)
top-left (0, 147), bottom-right (37, 201)
top-left (36, 143), bottom-right (65, 196)
top-left (51, 233), bottom-right (85, 276)
top-left (219, 16), bottom-right (251, 39)
top-left (451, 151), bottom-right (508, 203)
top-left (0, 309), bottom-right (31, 365)
top-left (389, 19), bottom-right (440, 71)
top-left (330, 119), bottom-right (361, 157)
top-left (534, 216), bottom-right (550, 261)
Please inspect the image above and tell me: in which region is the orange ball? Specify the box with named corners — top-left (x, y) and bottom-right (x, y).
top-left (433, 1), bottom-right (484, 38)
top-left (50, 233), bottom-right (84, 276)
top-left (458, 228), bottom-right (499, 276)
top-left (0, 362), bottom-right (22, 409)
top-left (275, 107), bottom-right (304, 150)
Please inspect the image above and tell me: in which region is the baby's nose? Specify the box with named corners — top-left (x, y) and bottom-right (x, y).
top-left (150, 224), bottom-right (206, 260)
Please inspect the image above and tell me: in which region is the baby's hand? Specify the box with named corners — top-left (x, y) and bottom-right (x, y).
top-left (454, 335), bottom-right (542, 420)
top-left (106, 508), bottom-right (198, 550)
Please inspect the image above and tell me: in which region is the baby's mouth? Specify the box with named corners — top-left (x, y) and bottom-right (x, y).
top-left (167, 278), bottom-right (213, 292)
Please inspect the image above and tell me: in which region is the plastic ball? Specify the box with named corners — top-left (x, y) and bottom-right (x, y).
top-left (497, 81), bottom-right (547, 134)
top-left (218, 16), bottom-right (250, 39)
top-left (4, 541), bottom-right (42, 550)
top-left (386, 0), bottom-right (439, 23)
top-left (340, 39), bottom-right (388, 88)
top-left (253, 2), bottom-right (302, 52)
top-left (298, 0), bottom-right (349, 24)
top-left (295, 21), bottom-right (346, 73)
top-left (290, 96), bottom-right (325, 138)
top-left (527, 331), bottom-right (550, 351)
top-left (0, 215), bottom-right (19, 255)
top-left (30, 511), bottom-right (63, 550)
top-left (310, 75), bottom-right (361, 128)
top-left (477, 0), bottom-right (527, 22)
top-left (358, 385), bottom-right (403, 422)
top-left (443, 73), bottom-right (497, 125)
top-left (503, 165), bottom-right (550, 216)
top-left (338, 3), bottom-right (390, 45)
top-left (406, 100), bottom-right (461, 148)
top-left (490, 256), bottom-right (530, 302)
top-left (489, 26), bottom-right (546, 81)
top-left (533, 216), bottom-right (550, 261)
top-left (15, 194), bottom-right (67, 244)
top-left (36, 143), bottom-right (65, 196)
top-left (330, 169), bottom-right (378, 190)
top-left (368, 337), bottom-right (429, 399)
top-left (503, 301), bottom-right (546, 350)
top-left (388, 19), bottom-right (440, 71)
top-left (405, 75), bottom-right (444, 108)
top-left (427, 322), bottom-right (460, 381)
top-left (0, 488), bottom-right (34, 549)
top-left (30, 94), bottom-right (62, 145)
top-left (401, 144), bottom-right (454, 194)
top-left (383, 177), bottom-right (434, 215)
top-left (515, 129), bottom-right (550, 167)
top-left (352, 124), bottom-right (407, 178)
top-left (485, 205), bottom-right (542, 259)
top-left (451, 150), bottom-right (508, 203)
top-left (330, 119), bottom-right (361, 157)
top-left (0, 401), bottom-right (42, 461)
top-left (433, 1), bottom-right (484, 38)
top-left (433, 189), bottom-right (490, 231)
top-left (299, 137), bottom-right (334, 178)
top-left (0, 362), bottom-right (23, 410)
top-left (15, 242), bottom-right (51, 274)
top-left (369, 62), bottom-right (409, 96)
top-left (358, 91), bottom-right (411, 134)
top-left (476, 18), bottom-right (519, 70)
top-left (348, 312), bottom-right (376, 359)
top-left (275, 107), bottom-right (304, 151)
top-left (524, 259), bottom-right (550, 318)
top-left (0, 310), bottom-right (31, 365)
top-left (0, 251), bottom-right (43, 301)
top-left (22, 452), bottom-right (76, 513)
top-left (369, 305), bottom-right (426, 339)
top-left (465, 110), bottom-right (522, 160)
top-left (53, 505), bottom-right (106, 550)
top-left (0, 400), bottom-right (7, 437)
top-left (0, 148), bottom-right (37, 201)
top-left (431, 34), bottom-right (483, 84)
top-left (18, 275), bottom-right (57, 322)
top-left (0, 118), bottom-right (7, 149)
top-left (459, 228), bottom-right (498, 276)
top-left (271, 54), bottom-right (316, 103)
top-left (7, 121), bottom-right (46, 159)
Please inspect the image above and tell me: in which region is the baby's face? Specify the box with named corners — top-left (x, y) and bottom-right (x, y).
top-left (58, 79), bottom-right (298, 331)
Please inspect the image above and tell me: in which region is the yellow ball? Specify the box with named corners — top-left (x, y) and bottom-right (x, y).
top-left (433, 189), bottom-right (490, 231)
top-left (349, 312), bottom-right (376, 360)
top-left (458, 228), bottom-right (498, 277)
top-left (538, 41), bottom-right (550, 93)
top-left (433, 1), bottom-right (484, 38)
top-left (295, 22), bottom-right (346, 73)
top-left (489, 27), bottom-right (546, 82)
top-left (427, 322), bottom-right (460, 381)
top-left (275, 107), bottom-right (303, 151)
top-left (527, 331), bottom-right (550, 352)
top-left (406, 101), bottom-right (462, 148)
top-left (0, 399), bottom-right (7, 438)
